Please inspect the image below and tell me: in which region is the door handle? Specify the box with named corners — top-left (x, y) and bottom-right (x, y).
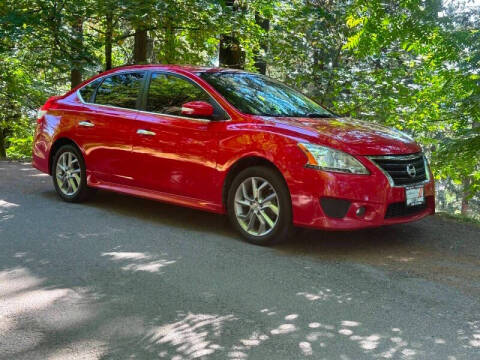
top-left (79, 121), bottom-right (94, 127)
top-left (137, 129), bottom-right (156, 136)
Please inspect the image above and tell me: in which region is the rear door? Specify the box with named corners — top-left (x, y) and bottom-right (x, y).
top-left (75, 71), bottom-right (145, 185)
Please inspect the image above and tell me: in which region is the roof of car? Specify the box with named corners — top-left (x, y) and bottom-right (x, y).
top-left (68, 64), bottom-right (249, 96)
top-left (106, 64), bottom-right (246, 74)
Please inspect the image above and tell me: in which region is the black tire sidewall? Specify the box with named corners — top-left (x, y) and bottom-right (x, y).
top-left (52, 145), bottom-right (90, 202)
top-left (227, 166), bottom-right (292, 245)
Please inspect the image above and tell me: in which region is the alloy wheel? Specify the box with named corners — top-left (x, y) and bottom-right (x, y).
top-left (234, 177), bottom-right (280, 237)
top-left (55, 151), bottom-right (81, 196)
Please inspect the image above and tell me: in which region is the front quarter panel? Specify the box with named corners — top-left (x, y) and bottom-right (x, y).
top-left (216, 121), bottom-right (309, 208)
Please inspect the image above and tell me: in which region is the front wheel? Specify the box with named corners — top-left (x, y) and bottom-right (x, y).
top-left (52, 144), bottom-right (95, 202)
top-left (227, 166), bottom-right (292, 245)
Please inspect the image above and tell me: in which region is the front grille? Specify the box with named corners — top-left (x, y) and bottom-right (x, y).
top-left (370, 153), bottom-right (427, 186)
top-left (385, 202), bottom-right (427, 219)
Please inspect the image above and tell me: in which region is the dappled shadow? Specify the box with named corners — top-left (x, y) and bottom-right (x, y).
top-left (102, 251), bottom-right (176, 273)
top-left (0, 266), bottom-right (105, 359)
top-left (99, 286), bottom-right (480, 359)
top-left (2, 162), bottom-right (480, 359)
top-left (1, 232), bottom-right (479, 359)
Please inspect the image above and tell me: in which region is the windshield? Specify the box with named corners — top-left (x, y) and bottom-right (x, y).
top-left (199, 72), bottom-right (334, 118)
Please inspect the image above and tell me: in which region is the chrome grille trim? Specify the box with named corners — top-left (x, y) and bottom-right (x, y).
top-left (368, 153), bottom-right (430, 188)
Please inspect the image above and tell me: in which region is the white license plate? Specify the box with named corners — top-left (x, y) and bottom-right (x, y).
top-left (405, 185), bottom-right (425, 207)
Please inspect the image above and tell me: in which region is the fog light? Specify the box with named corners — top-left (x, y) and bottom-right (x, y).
top-left (355, 206), bottom-right (366, 217)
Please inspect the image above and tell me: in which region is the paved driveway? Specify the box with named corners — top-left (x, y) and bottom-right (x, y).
top-left (1, 161), bottom-right (479, 359)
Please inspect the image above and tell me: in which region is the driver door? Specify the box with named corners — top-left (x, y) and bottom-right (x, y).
top-left (131, 72), bottom-right (227, 201)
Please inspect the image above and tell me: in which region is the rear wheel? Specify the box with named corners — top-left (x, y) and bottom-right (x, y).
top-left (52, 145), bottom-right (95, 202)
top-left (227, 166), bottom-right (292, 245)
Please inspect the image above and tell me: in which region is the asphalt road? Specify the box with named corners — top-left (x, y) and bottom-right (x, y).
top-left (1, 161), bottom-right (479, 360)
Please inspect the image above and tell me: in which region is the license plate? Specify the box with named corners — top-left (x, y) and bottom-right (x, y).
top-left (405, 185), bottom-right (425, 207)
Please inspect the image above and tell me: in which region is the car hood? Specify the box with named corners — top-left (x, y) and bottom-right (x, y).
top-left (264, 116), bottom-right (421, 155)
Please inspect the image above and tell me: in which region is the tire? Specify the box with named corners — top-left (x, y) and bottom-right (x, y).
top-left (227, 166), bottom-right (292, 246)
top-left (52, 144), bottom-right (95, 203)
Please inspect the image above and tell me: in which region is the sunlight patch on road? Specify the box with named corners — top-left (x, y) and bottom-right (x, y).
top-left (102, 251), bottom-right (176, 273)
top-left (42, 339), bottom-right (106, 360)
top-left (270, 323), bottom-right (297, 335)
top-left (0, 266), bottom-right (44, 297)
top-left (0, 268), bottom-right (69, 316)
top-left (145, 312), bottom-right (235, 359)
top-left (0, 200), bottom-right (19, 209)
top-left (0, 267), bottom-right (98, 358)
top-left (77, 228), bottom-right (123, 239)
top-left (102, 252), bottom-right (151, 260)
top-left (459, 321), bottom-right (480, 348)
top-left (122, 259), bottom-right (176, 273)
top-left (227, 331), bottom-right (270, 358)
top-left (339, 328), bottom-right (353, 335)
top-left (341, 320), bottom-right (360, 327)
top-left (299, 341), bottom-right (313, 356)
top-left (297, 288), bottom-right (352, 304)
top-left (0, 199), bottom-right (19, 223)
top-left (285, 314), bottom-right (298, 320)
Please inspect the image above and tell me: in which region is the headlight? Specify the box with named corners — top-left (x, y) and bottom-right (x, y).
top-left (298, 143), bottom-right (369, 175)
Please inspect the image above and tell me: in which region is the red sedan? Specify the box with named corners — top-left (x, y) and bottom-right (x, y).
top-left (32, 65), bottom-right (435, 245)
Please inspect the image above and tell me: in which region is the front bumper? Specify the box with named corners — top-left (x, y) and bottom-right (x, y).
top-left (289, 156), bottom-right (435, 230)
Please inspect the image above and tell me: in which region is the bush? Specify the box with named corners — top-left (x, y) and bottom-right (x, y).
top-left (6, 135), bottom-right (33, 159)
top-left (5, 117), bottom-right (34, 159)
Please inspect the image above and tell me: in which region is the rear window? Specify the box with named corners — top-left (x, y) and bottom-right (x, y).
top-left (79, 78), bottom-right (102, 103)
top-left (94, 72), bottom-right (144, 109)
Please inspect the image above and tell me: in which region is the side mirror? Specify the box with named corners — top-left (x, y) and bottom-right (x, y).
top-left (181, 101), bottom-right (214, 118)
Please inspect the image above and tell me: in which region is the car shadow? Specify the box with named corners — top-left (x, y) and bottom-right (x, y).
top-left (39, 189), bottom-right (238, 239)
top-left (276, 224), bottom-right (423, 258)
top-left (39, 189), bottom-right (429, 252)
top-left (37, 188), bottom-right (479, 273)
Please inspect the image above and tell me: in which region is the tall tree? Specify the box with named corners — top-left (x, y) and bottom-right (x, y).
top-left (104, 10), bottom-right (114, 70)
top-left (254, 11), bottom-right (269, 74)
top-left (70, 18), bottom-right (84, 88)
top-left (133, 28), bottom-right (148, 64)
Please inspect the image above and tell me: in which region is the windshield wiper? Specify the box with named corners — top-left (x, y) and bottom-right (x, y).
top-left (258, 113), bottom-right (335, 118)
top-left (305, 113), bottom-right (335, 118)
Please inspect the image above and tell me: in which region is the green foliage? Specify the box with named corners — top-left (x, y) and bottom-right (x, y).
top-left (6, 117), bottom-right (34, 159)
top-left (338, 0), bottom-right (480, 214)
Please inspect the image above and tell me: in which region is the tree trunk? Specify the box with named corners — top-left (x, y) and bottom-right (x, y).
top-left (254, 12), bottom-right (269, 75)
top-left (70, 19), bottom-right (83, 89)
top-left (461, 177), bottom-right (471, 216)
top-left (164, 22), bottom-right (176, 64)
top-left (462, 120), bottom-right (480, 215)
top-left (0, 128), bottom-right (6, 159)
top-left (70, 68), bottom-right (82, 89)
top-left (219, 0), bottom-right (244, 69)
top-left (134, 28), bottom-right (148, 64)
top-left (105, 11), bottom-right (113, 70)
top-left (219, 35), bottom-right (244, 69)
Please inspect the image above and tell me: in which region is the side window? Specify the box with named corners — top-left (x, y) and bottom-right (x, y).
top-left (146, 73), bottom-right (214, 117)
top-left (79, 78), bottom-right (102, 103)
top-left (94, 72), bottom-right (144, 109)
